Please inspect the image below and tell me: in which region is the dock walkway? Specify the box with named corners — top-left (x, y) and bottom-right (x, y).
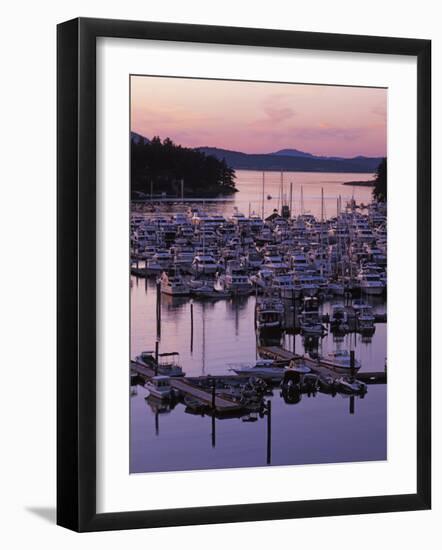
top-left (301, 357), bottom-right (386, 384)
top-left (258, 347), bottom-right (386, 384)
top-left (170, 379), bottom-right (241, 412)
top-left (258, 346), bottom-right (299, 362)
top-left (130, 361), bottom-right (243, 413)
top-left (131, 360), bottom-right (155, 378)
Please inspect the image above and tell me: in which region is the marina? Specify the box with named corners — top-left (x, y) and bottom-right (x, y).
top-left (130, 170), bottom-right (387, 474)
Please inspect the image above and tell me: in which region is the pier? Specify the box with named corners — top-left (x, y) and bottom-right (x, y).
top-left (258, 345), bottom-right (299, 363)
top-left (258, 346), bottom-right (386, 384)
top-left (131, 361), bottom-right (244, 415)
top-left (300, 356), bottom-right (386, 384)
top-left (131, 338), bottom-right (386, 423)
top-left (170, 378), bottom-right (243, 414)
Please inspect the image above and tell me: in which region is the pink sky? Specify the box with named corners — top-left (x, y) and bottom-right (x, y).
top-left (131, 76), bottom-right (387, 158)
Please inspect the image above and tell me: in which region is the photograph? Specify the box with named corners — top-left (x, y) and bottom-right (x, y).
top-left (129, 75), bottom-right (388, 474)
top-left (0, 1), bottom-right (434, 540)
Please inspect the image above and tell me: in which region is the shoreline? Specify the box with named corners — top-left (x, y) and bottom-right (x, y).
top-left (232, 168), bottom-right (375, 175)
top-left (342, 180), bottom-right (375, 187)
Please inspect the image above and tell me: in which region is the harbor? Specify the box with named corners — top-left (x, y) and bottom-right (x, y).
top-left (130, 170), bottom-right (387, 474)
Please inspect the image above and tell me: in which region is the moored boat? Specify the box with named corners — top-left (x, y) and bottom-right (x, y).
top-left (159, 270), bottom-right (190, 296)
top-left (145, 376), bottom-right (175, 400)
top-left (136, 351), bottom-right (185, 377)
top-left (255, 296), bottom-right (284, 336)
top-left (229, 359), bottom-right (285, 381)
top-left (321, 350), bottom-right (361, 373)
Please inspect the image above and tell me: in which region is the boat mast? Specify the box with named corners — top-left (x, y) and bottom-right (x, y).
top-left (277, 178), bottom-right (280, 212)
top-left (289, 181), bottom-right (293, 218)
top-left (202, 302), bottom-right (206, 374)
top-left (319, 187), bottom-right (324, 276)
top-left (261, 171), bottom-right (265, 220)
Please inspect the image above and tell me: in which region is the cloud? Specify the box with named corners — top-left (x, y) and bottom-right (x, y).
top-left (262, 105), bottom-right (296, 123)
top-left (372, 102), bottom-right (387, 118)
top-left (285, 125), bottom-right (363, 142)
top-left (249, 94), bottom-right (297, 130)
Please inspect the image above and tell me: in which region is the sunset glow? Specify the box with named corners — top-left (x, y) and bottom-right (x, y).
top-left (131, 76), bottom-right (387, 158)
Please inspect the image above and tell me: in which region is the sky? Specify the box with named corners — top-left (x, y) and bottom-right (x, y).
top-left (131, 76), bottom-right (387, 158)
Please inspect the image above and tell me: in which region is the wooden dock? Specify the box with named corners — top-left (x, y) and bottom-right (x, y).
top-left (300, 356), bottom-right (386, 384)
top-left (130, 361), bottom-right (243, 414)
top-left (258, 346), bottom-right (386, 384)
top-left (131, 345), bottom-right (386, 415)
top-left (258, 346), bottom-right (300, 363)
top-left (130, 360), bottom-right (155, 378)
top-left (170, 379), bottom-right (242, 413)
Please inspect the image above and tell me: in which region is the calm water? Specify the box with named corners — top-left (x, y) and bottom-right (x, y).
top-left (130, 170), bottom-right (386, 474)
top-left (134, 170), bottom-right (375, 221)
top-left (227, 170), bottom-right (375, 220)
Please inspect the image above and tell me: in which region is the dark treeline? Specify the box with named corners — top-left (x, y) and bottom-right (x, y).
top-left (372, 158), bottom-right (387, 202)
top-left (131, 136), bottom-right (237, 198)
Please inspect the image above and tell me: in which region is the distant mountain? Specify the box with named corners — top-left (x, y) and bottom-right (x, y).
top-left (270, 148), bottom-right (316, 158)
top-left (270, 149), bottom-right (348, 161)
top-left (195, 146), bottom-right (383, 173)
top-left (131, 131), bottom-right (150, 145)
top-left (132, 133), bottom-right (382, 173)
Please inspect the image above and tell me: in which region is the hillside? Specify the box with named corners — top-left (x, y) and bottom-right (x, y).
top-left (196, 146), bottom-right (382, 173)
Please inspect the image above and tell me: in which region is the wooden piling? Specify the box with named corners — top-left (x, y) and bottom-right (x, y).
top-left (266, 400), bottom-right (272, 465)
top-left (350, 350), bottom-right (356, 378)
top-left (293, 290), bottom-right (297, 354)
top-left (156, 280), bottom-right (161, 338)
top-left (190, 302), bottom-right (194, 353)
top-left (349, 395), bottom-right (355, 415)
top-left (211, 414), bottom-right (216, 448)
top-left (211, 383), bottom-right (217, 447)
top-left (154, 341), bottom-right (159, 375)
top-left (211, 384), bottom-right (216, 410)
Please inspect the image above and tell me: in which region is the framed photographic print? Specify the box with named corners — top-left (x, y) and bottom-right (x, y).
top-left (57, 18), bottom-right (431, 531)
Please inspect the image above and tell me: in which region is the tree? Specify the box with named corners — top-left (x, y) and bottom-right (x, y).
top-left (372, 158), bottom-right (387, 202)
top-left (131, 136), bottom-right (237, 197)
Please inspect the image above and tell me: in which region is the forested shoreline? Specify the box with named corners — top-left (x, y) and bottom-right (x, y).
top-left (131, 136), bottom-right (237, 198)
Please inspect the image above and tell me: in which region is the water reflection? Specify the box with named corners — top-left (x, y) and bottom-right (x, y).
top-left (130, 172), bottom-right (386, 474)
top-left (130, 277), bottom-right (387, 472)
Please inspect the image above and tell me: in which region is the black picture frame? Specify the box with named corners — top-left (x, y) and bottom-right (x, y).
top-left (57, 17), bottom-right (431, 532)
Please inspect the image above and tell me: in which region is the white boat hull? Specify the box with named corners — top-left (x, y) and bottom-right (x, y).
top-left (145, 385), bottom-right (173, 400)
